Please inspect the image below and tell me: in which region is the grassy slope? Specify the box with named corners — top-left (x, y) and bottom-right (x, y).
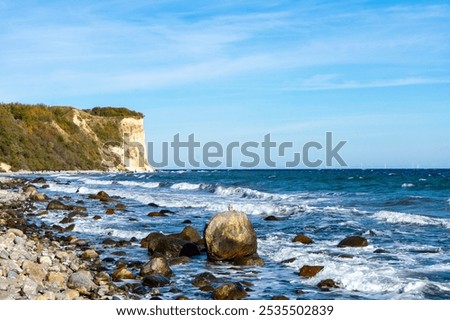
top-left (0, 103), bottom-right (143, 171)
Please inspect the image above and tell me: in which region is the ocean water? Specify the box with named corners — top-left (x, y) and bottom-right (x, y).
top-left (21, 169), bottom-right (450, 300)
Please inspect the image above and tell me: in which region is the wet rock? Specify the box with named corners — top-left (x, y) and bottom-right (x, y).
top-left (115, 203), bottom-right (126, 210)
top-left (68, 270), bottom-right (98, 295)
top-left (32, 177), bottom-right (47, 184)
top-left (47, 200), bottom-right (70, 211)
top-left (293, 235), bottom-right (314, 245)
top-left (204, 210), bottom-right (257, 262)
top-left (374, 249), bottom-right (389, 254)
top-left (64, 224), bottom-right (76, 232)
top-left (68, 211), bottom-right (88, 219)
top-left (182, 220), bottom-right (192, 224)
top-left (90, 191), bottom-right (115, 202)
top-left (59, 217), bottom-right (74, 224)
top-left (93, 215), bottom-right (102, 221)
top-left (281, 258), bottom-right (297, 264)
top-left (338, 236), bottom-right (368, 248)
top-left (212, 283), bottom-right (248, 300)
top-left (106, 209), bottom-right (115, 215)
top-left (148, 211), bottom-right (167, 217)
top-left (192, 272), bottom-right (218, 288)
top-left (231, 254), bottom-right (265, 267)
top-left (148, 203), bottom-right (160, 208)
top-left (272, 296), bottom-right (289, 300)
top-left (299, 265), bottom-right (324, 278)
top-left (169, 256), bottom-right (190, 266)
top-left (317, 279), bottom-right (340, 290)
top-left (171, 226), bottom-right (201, 243)
top-left (264, 216), bottom-right (279, 221)
top-left (180, 243), bottom-right (201, 257)
top-left (142, 274), bottom-right (171, 288)
top-left (140, 257), bottom-right (173, 277)
top-left (112, 267), bottom-right (136, 281)
top-left (142, 233), bottom-right (186, 259)
top-left (176, 295), bottom-right (189, 300)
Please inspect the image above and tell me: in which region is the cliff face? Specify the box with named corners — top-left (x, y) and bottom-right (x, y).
top-left (0, 103), bottom-right (155, 172)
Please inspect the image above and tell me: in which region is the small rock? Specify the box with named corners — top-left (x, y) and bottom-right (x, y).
top-left (192, 272), bottom-right (218, 288)
top-left (39, 256), bottom-right (53, 266)
top-left (7, 228), bottom-right (24, 237)
top-left (106, 209), bottom-right (115, 215)
top-left (374, 249), bottom-right (389, 254)
top-left (47, 200), bottom-right (70, 211)
top-left (148, 203), bottom-right (160, 208)
top-left (299, 266), bottom-right (324, 278)
top-left (212, 283), bottom-right (248, 300)
top-left (293, 235), bottom-right (314, 245)
top-left (182, 220), bottom-right (192, 224)
top-left (338, 236), bottom-right (368, 248)
top-left (176, 296), bottom-right (189, 300)
top-left (264, 216), bottom-right (279, 221)
top-left (281, 258), bottom-right (297, 264)
top-left (169, 257), bottom-right (190, 266)
top-left (47, 272), bottom-right (66, 289)
top-left (22, 278), bottom-right (39, 298)
top-left (174, 226), bottom-right (202, 243)
top-left (59, 217), bottom-right (74, 224)
top-left (142, 274), bottom-right (171, 288)
top-left (317, 279), bottom-right (340, 290)
top-left (231, 254), bottom-right (265, 267)
top-left (115, 204), bottom-right (126, 210)
top-left (180, 243), bottom-right (201, 257)
top-left (93, 215), bottom-right (102, 220)
top-left (272, 296), bottom-right (289, 300)
top-left (32, 177), bottom-right (46, 184)
top-left (148, 211), bottom-right (167, 217)
top-left (22, 260), bottom-right (47, 285)
top-left (140, 257), bottom-right (174, 277)
top-left (65, 289), bottom-right (80, 300)
top-left (112, 267), bottom-right (136, 281)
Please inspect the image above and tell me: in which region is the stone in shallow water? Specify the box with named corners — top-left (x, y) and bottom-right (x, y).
top-left (140, 257), bottom-right (173, 277)
top-left (142, 274), bottom-right (171, 288)
top-left (204, 210), bottom-right (257, 262)
top-left (299, 265), bottom-right (324, 278)
top-left (337, 236), bottom-right (368, 248)
top-left (292, 234), bottom-right (314, 245)
top-left (212, 283), bottom-right (248, 300)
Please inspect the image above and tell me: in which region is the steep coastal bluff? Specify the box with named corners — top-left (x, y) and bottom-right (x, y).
top-left (0, 103), bottom-right (154, 172)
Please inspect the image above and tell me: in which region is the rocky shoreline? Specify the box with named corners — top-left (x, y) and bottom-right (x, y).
top-left (1, 176), bottom-right (370, 300)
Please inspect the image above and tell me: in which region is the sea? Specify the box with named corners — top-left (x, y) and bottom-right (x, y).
top-left (18, 169), bottom-right (450, 300)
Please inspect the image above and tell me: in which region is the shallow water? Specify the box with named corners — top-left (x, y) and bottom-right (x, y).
top-left (18, 169), bottom-right (450, 300)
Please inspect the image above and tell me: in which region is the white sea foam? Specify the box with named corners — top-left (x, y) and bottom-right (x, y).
top-left (402, 183), bottom-right (415, 188)
top-left (81, 178), bottom-right (114, 185)
top-left (374, 210), bottom-right (450, 229)
top-left (214, 185), bottom-right (289, 201)
top-left (171, 183), bottom-right (202, 190)
top-left (118, 181), bottom-right (161, 189)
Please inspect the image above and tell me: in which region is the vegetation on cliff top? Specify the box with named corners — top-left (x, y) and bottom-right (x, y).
top-left (0, 103), bottom-right (142, 172)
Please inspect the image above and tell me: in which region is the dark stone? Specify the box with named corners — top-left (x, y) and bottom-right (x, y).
top-left (148, 211), bottom-right (167, 217)
top-left (338, 236), bottom-right (368, 248)
top-left (148, 203), bottom-right (160, 208)
top-left (231, 254), bottom-right (265, 267)
top-left (93, 215), bottom-right (102, 220)
top-left (180, 243), bottom-right (201, 257)
top-left (142, 274), bottom-right (171, 288)
top-left (68, 211), bottom-right (88, 219)
top-left (282, 258), bottom-right (297, 264)
top-left (293, 235), bottom-right (314, 245)
top-left (171, 226), bottom-right (201, 243)
top-left (160, 209), bottom-right (174, 214)
top-left (317, 279), bottom-right (340, 290)
top-left (264, 216), bottom-right (279, 221)
top-left (142, 233), bottom-right (186, 259)
top-left (272, 296), bottom-right (289, 300)
top-left (32, 177), bottom-right (46, 184)
top-left (299, 266), bottom-right (324, 278)
top-left (59, 217), bottom-right (74, 224)
top-left (192, 272), bottom-right (218, 288)
top-left (47, 200), bottom-right (70, 211)
top-left (374, 249), bottom-right (389, 254)
top-left (90, 191), bottom-right (115, 202)
top-left (182, 220), bottom-right (192, 224)
top-left (106, 208), bottom-right (115, 215)
top-left (199, 285), bottom-right (215, 292)
top-left (212, 283), bottom-right (248, 300)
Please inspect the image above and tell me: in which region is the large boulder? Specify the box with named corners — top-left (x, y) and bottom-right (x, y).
top-left (204, 210), bottom-right (257, 261)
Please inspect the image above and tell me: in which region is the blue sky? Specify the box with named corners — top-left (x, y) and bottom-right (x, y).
top-left (0, 0), bottom-right (449, 168)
